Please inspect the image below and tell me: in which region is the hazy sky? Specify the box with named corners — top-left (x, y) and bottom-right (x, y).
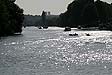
top-left (15, 0), bottom-right (112, 15)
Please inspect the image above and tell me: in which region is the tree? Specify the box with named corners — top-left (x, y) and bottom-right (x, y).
top-left (59, 0), bottom-right (97, 27)
top-left (0, 0), bottom-right (24, 36)
top-left (0, 0), bottom-right (9, 36)
top-left (59, 0), bottom-right (112, 30)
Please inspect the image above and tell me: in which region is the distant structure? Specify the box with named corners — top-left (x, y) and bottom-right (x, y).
top-left (41, 11), bottom-right (46, 27)
top-left (41, 11), bottom-right (49, 29)
top-left (48, 12), bottom-right (51, 15)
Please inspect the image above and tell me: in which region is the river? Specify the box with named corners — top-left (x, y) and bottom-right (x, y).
top-left (0, 27), bottom-right (112, 75)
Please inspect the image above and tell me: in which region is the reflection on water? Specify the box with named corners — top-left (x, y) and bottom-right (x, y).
top-left (0, 27), bottom-right (112, 75)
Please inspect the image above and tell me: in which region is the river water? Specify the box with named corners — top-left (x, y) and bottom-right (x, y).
top-left (0, 27), bottom-right (112, 75)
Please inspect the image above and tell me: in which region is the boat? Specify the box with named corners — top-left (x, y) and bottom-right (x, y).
top-left (38, 26), bottom-right (42, 29)
top-left (64, 27), bottom-right (71, 31)
top-left (69, 33), bottom-right (78, 36)
top-left (43, 26), bottom-right (48, 29)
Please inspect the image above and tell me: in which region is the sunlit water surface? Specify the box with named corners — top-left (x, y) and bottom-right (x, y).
top-left (0, 27), bottom-right (112, 75)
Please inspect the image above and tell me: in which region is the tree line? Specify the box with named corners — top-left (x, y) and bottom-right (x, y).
top-left (23, 14), bottom-right (59, 27)
top-left (59, 0), bottom-right (112, 30)
top-left (0, 0), bottom-right (24, 37)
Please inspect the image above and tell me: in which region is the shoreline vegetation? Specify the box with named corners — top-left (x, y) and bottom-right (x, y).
top-left (59, 0), bottom-right (112, 30)
top-left (1, 0), bottom-right (112, 37)
top-left (0, 0), bottom-right (24, 37)
top-left (23, 0), bottom-right (112, 31)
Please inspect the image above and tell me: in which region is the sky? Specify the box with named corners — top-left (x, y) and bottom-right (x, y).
top-left (15, 0), bottom-right (112, 15)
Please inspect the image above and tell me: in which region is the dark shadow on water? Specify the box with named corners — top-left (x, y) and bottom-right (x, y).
top-left (10, 33), bottom-right (24, 37)
top-left (0, 33), bottom-right (23, 40)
